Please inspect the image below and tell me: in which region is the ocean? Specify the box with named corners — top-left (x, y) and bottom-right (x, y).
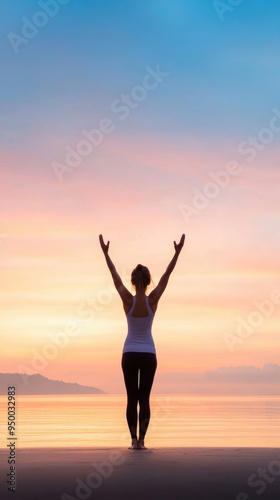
top-left (1, 394), bottom-right (279, 448)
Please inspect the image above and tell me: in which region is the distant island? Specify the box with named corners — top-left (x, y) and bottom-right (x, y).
top-left (0, 373), bottom-right (105, 395)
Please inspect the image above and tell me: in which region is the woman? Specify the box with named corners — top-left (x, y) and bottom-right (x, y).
top-left (99, 233), bottom-right (185, 450)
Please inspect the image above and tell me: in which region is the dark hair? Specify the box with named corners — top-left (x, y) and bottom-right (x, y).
top-left (131, 264), bottom-right (151, 290)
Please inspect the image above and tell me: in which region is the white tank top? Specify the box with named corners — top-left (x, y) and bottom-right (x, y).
top-left (122, 295), bottom-right (156, 354)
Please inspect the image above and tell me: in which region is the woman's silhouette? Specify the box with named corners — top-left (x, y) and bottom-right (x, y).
top-left (99, 233), bottom-right (185, 449)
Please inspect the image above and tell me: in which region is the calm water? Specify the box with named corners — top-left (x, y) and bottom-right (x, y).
top-left (1, 394), bottom-right (280, 448)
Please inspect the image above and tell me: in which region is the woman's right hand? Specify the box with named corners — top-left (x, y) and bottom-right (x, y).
top-left (174, 234), bottom-right (185, 254)
top-left (99, 234), bottom-right (110, 254)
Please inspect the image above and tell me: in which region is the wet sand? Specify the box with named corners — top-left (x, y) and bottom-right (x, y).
top-left (1, 447), bottom-right (280, 500)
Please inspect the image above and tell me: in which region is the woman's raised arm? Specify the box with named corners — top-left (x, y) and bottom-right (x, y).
top-left (99, 234), bottom-right (132, 302)
top-left (149, 234), bottom-right (185, 304)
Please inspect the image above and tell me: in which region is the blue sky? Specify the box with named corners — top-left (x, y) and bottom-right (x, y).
top-left (2, 0), bottom-right (280, 154)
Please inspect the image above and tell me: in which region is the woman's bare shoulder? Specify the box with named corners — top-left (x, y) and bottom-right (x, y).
top-left (147, 294), bottom-right (158, 313)
top-left (123, 295), bottom-right (134, 314)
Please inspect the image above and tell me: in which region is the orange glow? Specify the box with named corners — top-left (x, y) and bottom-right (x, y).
top-left (1, 141), bottom-right (280, 394)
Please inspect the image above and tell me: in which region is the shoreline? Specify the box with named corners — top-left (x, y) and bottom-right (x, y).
top-left (1, 447), bottom-right (280, 499)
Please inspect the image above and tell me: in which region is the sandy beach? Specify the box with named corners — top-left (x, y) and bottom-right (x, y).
top-left (1, 447), bottom-right (280, 500)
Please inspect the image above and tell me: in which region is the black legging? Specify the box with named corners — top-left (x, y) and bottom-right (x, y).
top-left (121, 352), bottom-right (157, 440)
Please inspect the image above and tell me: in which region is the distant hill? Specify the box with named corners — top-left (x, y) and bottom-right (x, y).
top-left (0, 373), bottom-right (105, 395)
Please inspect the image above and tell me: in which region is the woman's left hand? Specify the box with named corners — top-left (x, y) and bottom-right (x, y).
top-left (99, 234), bottom-right (110, 254)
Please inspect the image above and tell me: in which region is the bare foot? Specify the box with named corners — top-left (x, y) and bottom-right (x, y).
top-left (128, 438), bottom-right (138, 450)
top-left (138, 439), bottom-right (147, 450)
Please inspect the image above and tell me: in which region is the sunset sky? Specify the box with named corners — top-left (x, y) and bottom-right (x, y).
top-left (1, 0), bottom-right (280, 393)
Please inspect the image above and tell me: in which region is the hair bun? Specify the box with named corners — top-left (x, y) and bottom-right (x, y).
top-left (131, 264), bottom-right (151, 290)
